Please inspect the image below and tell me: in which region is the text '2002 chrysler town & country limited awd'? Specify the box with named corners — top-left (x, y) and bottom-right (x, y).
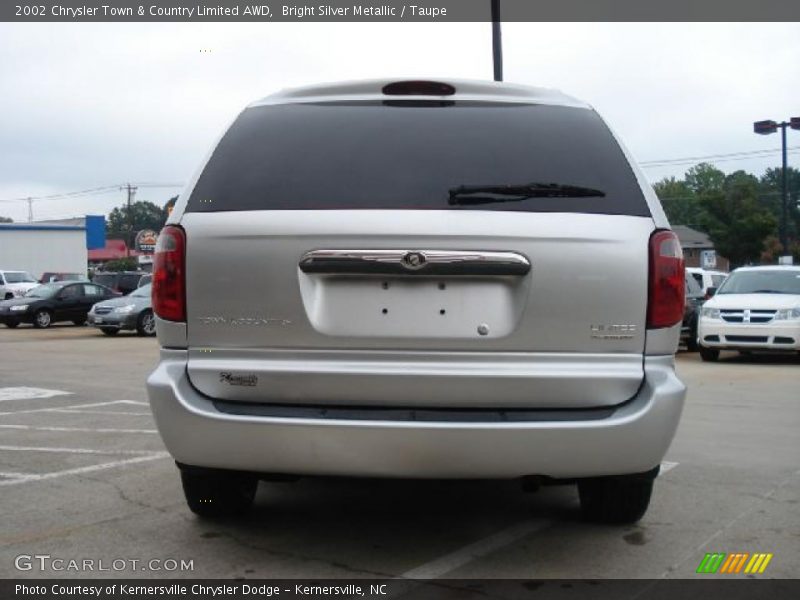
top-left (147, 79), bottom-right (687, 523)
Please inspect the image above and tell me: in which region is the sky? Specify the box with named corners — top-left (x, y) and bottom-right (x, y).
top-left (0, 21), bottom-right (798, 222)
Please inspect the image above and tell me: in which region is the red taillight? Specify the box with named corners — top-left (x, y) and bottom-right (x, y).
top-left (647, 230), bottom-right (685, 329)
top-left (152, 225), bottom-right (186, 322)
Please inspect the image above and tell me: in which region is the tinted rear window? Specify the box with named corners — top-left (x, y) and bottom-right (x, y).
top-left (187, 102), bottom-right (649, 216)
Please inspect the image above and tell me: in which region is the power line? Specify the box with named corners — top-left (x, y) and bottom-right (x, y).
top-left (0, 182), bottom-right (182, 204)
top-left (640, 146), bottom-right (800, 167)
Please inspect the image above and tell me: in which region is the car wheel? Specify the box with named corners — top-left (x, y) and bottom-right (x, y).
top-left (136, 310), bottom-right (156, 336)
top-left (100, 328), bottom-right (119, 336)
top-left (699, 345), bottom-right (720, 362)
top-left (686, 319), bottom-right (699, 352)
top-left (578, 473), bottom-right (655, 524)
top-left (179, 465), bottom-right (258, 518)
top-left (72, 318), bottom-right (86, 326)
top-left (4, 293), bottom-right (13, 300)
top-left (5, 320), bottom-right (20, 328)
top-left (33, 309), bottom-right (52, 329)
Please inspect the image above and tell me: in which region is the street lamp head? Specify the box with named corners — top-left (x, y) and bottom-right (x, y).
top-left (753, 120), bottom-right (778, 135)
top-left (790, 117), bottom-right (800, 131)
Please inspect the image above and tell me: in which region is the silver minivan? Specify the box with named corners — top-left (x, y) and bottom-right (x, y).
top-left (147, 79), bottom-right (687, 523)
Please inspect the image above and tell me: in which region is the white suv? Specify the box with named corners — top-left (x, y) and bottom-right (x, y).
top-left (698, 265), bottom-right (800, 360)
top-left (0, 270), bottom-right (39, 299)
top-left (147, 79), bottom-right (687, 523)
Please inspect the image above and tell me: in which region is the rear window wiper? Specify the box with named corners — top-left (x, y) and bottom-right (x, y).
top-left (448, 183), bottom-right (606, 206)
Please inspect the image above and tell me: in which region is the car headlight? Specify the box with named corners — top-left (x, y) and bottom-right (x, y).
top-left (113, 304), bottom-right (137, 314)
top-left (10, 304), bottom-right (29, 312)
top-left (701, 307), bottom-right (720, 319)
top-left (774, 308), bottom-right (800, 320)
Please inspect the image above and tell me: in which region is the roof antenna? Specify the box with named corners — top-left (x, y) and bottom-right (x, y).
top-left (491, 0), bottom-right (503, 81)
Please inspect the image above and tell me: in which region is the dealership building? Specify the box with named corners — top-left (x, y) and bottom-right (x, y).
top-left (0, 216), bottom-right (106, 280)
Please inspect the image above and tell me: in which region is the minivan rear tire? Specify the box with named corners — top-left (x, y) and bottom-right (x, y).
top-left (179, 465), bottom-right (258, 518)
top-left (578, 472), bottom-right (655, 524)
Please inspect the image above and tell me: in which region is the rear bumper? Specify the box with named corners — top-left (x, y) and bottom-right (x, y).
top-left (147, 351), bottom-right (686, 479)
top-left (698, 318), bottom-right (800, 351)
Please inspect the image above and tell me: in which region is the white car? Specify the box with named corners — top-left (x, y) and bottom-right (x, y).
top-left (698, 265), bottom-right (800, 361)
top-left (686, 267), bottom-right (727, 296)
top-left (0, 270), bottom-right (39, 300)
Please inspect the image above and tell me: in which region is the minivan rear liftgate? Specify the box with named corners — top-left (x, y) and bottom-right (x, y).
top-left (182, 210), bottom-right (652, 411)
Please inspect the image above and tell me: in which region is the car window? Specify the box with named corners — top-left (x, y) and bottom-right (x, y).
top-left (718, 270), bottom-right (800, 295)
top-left (4, 272), bottom-right (37, 283)
top-left (710, 274), bottom-right (726, 287)
top-left (187, 102), bottom-right (649, 216)
top-left (131, 284), bottom-right (151, 297)
top-left (119, 274), bottom-right (141, 289)
top-left (685, 273), bottom-right (703, 297)
top-left (92, 274), bottom-right (116, 287)
top-left (59, 285), bottom-right (81, 299)
top-left (691, 273), bottom-right (703, 288)
top-left (25, 283), bottom-right (60, 298)
top-left (84, 284), bottom-right (106, 297)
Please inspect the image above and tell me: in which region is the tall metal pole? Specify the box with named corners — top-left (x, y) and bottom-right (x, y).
top-left (491, 0), bottom-right (503, 82)
top-left (780, 123), bottom-right (789, 253)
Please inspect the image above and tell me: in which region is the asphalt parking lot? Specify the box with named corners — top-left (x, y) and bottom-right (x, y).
top-left (0, 325), bottom-right (798, 580)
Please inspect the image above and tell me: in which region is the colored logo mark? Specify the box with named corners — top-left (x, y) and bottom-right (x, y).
top-left (696, 552), bottom-right (773, 574)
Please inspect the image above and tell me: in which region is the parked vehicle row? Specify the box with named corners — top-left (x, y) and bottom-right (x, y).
top-left (0, 280), bottom-right (156, 336)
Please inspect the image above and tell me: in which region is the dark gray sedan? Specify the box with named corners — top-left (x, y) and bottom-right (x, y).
top-left (88, 284), bottom-right (155, 336)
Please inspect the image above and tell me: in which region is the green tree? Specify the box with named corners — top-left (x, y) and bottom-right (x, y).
top-left (758, 167), bottom-right (800, 248)
top-left (103, 258), bottom-right (139, 272)
top-left (685, 163), bottom-right (726, 196)
top-left (107, 200), bottom-right (167, 241)
top-left (652, 176), bottom-right (704, 228)
top-left (698, 171), bottom-right (777, 267)
top-left (0, 216), bottom-right (13, 223)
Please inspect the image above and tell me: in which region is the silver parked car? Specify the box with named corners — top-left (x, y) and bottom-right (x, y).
top-left (147, 79), bottom-right (687, 522)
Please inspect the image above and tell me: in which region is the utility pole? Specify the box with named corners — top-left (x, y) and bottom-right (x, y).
top-left (121, 183), bottom-right (137, 258)
top-left (491, 0), bottom-right (503, 82)
top-left (26, 197), bottom-right (33, 223)
top-left (754, 117), bottom-right (800, 263)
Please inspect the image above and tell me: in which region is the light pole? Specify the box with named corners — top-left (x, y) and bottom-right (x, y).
top-left (754, 117), bottom-right (800, 262)
top-left (491, 0), bottom-right (502, 82)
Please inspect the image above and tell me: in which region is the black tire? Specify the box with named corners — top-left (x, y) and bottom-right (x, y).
top-left (73, 318), bottom-right (86, 326)
top-left (179, 465), bottom-right (258, 518)
top-left (4, 293), bottom-right (13, 300)
top-left (136, 309), bottom-right (156, 336)
top-left (33, 309), bottom-right (52, 329)
top-left (5, 320), bottom-right (20, 328)
top-left (100, 328), bottom-right (119, 336)
top-left (699, 345), bottom-right (720, 362)
top-left (686, 318), bottom-right (699, 352)
top-left (578, 473), bottom-right (655, 524)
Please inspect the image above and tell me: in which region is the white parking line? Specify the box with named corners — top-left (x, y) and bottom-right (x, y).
top-left (0, 445), bottom-right (162, 455)
top-left (399, 518), bottom-right (553, 580)
top-left (0, 400), bottom-right (142, 416)
top-left (47, 409), bottom-right (152, 416)
top-left (661, 461), bottom-right (679, 474)
top-left (0, 424), bottom-right (157, 434)
top-left (0, 453), bottom-right (170, 486)
top-left (0, 387), bottom-right (72, 402)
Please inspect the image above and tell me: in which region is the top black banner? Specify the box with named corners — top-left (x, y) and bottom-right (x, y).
top-left (4, 0), bottom-right (800, 22)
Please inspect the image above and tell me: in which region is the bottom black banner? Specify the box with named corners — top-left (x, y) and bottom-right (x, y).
top-left (2, 579), bottom-right (799, 600)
